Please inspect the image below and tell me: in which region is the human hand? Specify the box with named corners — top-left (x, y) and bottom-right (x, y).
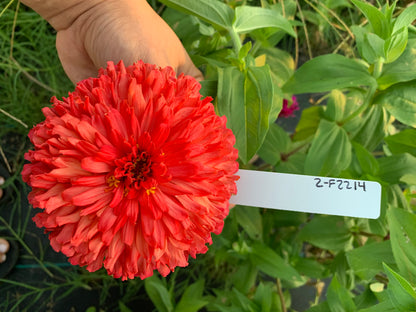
top-left (21, 0), bottom-right (203, 83)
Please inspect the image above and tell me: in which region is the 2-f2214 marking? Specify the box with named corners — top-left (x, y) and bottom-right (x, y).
top-left (314, 178), bottom-right (366, 192)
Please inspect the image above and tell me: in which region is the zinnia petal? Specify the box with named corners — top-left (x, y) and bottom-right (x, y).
top-left (22, 60), bottom-right (239, 280)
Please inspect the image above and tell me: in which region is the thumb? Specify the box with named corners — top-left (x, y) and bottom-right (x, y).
top-left (178, 55), bottom-right (204, 81)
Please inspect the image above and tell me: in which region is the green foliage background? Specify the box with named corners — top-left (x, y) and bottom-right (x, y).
top-left (1, 0), bottom-right (416, 311)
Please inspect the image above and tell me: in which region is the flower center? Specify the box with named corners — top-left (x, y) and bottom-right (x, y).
top-left (113, 151), bottom-right (152, 189)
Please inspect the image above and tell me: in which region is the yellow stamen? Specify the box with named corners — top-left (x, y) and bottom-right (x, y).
top-left (146, 186), bottom-right (157, 195)
top-left (106, 175), bottom-right (120, 191)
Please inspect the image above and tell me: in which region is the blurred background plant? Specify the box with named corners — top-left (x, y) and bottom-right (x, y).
top-left (1, 0), bottom-right (416, 311)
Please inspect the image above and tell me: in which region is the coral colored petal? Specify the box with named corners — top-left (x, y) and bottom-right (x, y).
top-left (56, 211), bottom-right (81, 226)
top-left (22, 60), bottom-right (239, 280)
top-left (122, 221), bottom-right (135, 246)
top-left (71, 185), bottom-right (109, 206)
top-left (79, 195), bottom-right (112, 216)
top-left (81, 157), bottom-right (112, 173)
top-left (98, 207), bottom-right (118, 232)
top-left (49, 167), bottom-right (89, 180)
top-left (72, 175), bottom-right (106, 187)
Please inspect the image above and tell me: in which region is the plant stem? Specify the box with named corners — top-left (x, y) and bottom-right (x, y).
top-left (355, 230), bottom-right (383, 238)
top-left (0, 0), bottom-right (15, 19)
top-left (228, 27), bottom-right (242, 55)
top-left (0, 144), bottom-right (12, 173)
top-left (281, 142), bottom-right (309, 161)
top-left (277, 278), bottom-right (287, 312)
top-left (296, 0), bottom-right (313, 60)
top-left (251, 40), bottom-right (262, 57)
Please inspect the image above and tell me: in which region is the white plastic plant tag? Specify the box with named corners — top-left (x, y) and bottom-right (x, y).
top-left (231, 169), bottom-right (381, 219)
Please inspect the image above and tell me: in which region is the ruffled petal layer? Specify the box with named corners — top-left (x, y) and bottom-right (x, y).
top-left (22, 60), bottom-right (239, 280)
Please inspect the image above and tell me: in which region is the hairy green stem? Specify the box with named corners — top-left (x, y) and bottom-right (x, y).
top-left (251, 40), bottom-right (262, 57)
top-left (228, 27), bottom-right (242, 55)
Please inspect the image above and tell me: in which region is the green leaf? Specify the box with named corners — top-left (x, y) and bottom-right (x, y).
top-left (118, 301), bottom-right (133, 312)
top-left (377, 39), bottom-right (416, 90)
top-left (293, 258), bottom-right (326, 279)
top-left (159, 0), bottom-right (234, 30)
top-left (217, 66), bottom-right (244, 117)
top-left (365, 33), bottom-right (386, 63)
top-left (352, 141), bottom-right (379, 176)
top-left (235, 205), bottom-right (263, 240)
top-left (217, 65), bottom-right (274, 163)
top-left (293, 106), bottom-right (322, 141)
top-left (193, 49), bottom-right (233, 68)
top-left (275, 152), bottom-right (306, 174)
top-left (230, 288), bottom-right (259, 311)
top-left (351, 104), bottom-right (389, 151)
top-left (233, 5), bottom-right (296, 37)
top-left (352, 25), bottom-right (386, 64)
top-left (238, 41), bottom-right (252, 61)
top-left (393, 3), bottom-right (416, 34)
top-left (386, 184), bottom-right (409, 211)
top-left (358, 301), bottom-right (397, 312)
top-left (253, 282), bottom-right (273, 312)
top-left (377, 153), bottom-right (416, 185)
top-left (269, 210), bottom-right (308, 230)
top-left (232, 263), bottom-right (258, 294)
top-left (385, 129), bottom-right (416, 157)
top-left (387, 208), bottom-right (416, 285)
top-left (162, 9), bottom-right (201, 45)
top-left (257, 47), bottom-right (295, 88)
top-left (257, 123), bottom-right (290, 166)
top-left (144, 275), bottom-right (173, 312)
top-left (351, 0), bottom-right (390, 39)
top-left (304, 119), bottom-right (352, 176)
top-left (354, 286), bottom-right (379, 310)
top-left (298, 215), bottom-right (353, 252)
top-left (384, 26), bottom-right (408, 63)
top-left (324, 90), bottom-right (347, 122)
top-left (378, 81), bottom-right (416, 127)
top-left (199, 79), bottom-right (217, 98)
top-left (175, 279), bottom-right (208, 312)
top-left (249, 242), bottom-right (302, 283)
top-left (341, 90), bottom-right (366, 132)
top-left (383, 263), bottom-right (416, 312)
top-left (327, 274), bottom-right (356, 312)
top-left (282, 54), bottom-right (376, 94)
top-left (346, 241), bottom-right (395, 281)
top-left (368, 217), bottom-right (388, 237)
top-left (329, 251), bottom-right (354, 290)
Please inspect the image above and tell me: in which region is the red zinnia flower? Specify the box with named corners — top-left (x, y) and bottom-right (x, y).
top-left (279, 96), bottom-right (299, 118)
top-left (22, 61), bottom-right (239, 280)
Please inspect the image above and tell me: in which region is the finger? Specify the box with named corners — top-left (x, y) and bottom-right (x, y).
top-left (184, 64), bottom-right (204, 82)
top-left (178, 54), bottom-right (204, 81)
top-left (56, 31), bottom-right (98, 83)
